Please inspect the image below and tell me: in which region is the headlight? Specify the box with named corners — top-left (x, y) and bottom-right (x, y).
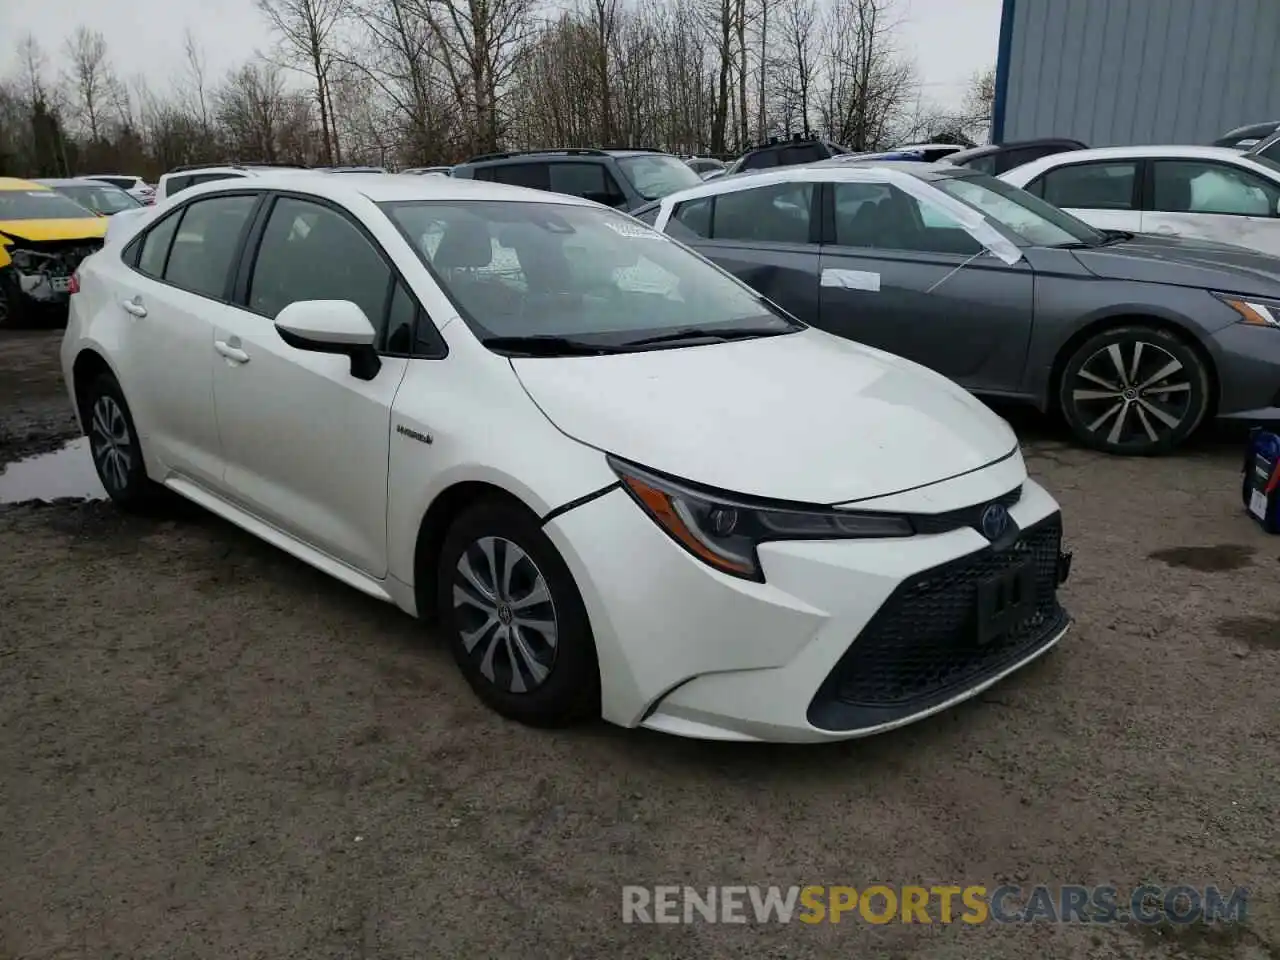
top-left (609, 456), bottom-right (913, 581)
top-left (1214, 292), bottom-right (1280, 328)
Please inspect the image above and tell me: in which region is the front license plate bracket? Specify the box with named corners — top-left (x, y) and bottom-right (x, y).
top-left (975, 562), bottom-right (1036, 647)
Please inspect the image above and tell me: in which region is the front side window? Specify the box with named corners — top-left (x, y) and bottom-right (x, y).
top-left (833, 182), bottom-right (982, 255)
top-left (382, 199), bottom-right (799, 348)
top-left (548, 163), bottom-right (626, 206)
top-left (248, 197), bottom-right (392, 335)
top-left (0, 188), bottom-right (101, 220)
top-left (712, 182), bottom-right (813, 244)
top-left (162, 194), bottom-right (257, 299)
top-left (936, 172), bottom-right (1104, 247)
top-left (615, 154), bottom-right (702, 200)
top-left (1034, 161), bottom-right (1137, 210)
top-left (1151, 160), bottom-right (1279, 216)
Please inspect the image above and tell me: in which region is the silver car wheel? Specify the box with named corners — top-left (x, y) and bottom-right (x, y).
top-left (1071, 340), bottom-right (1193, 446)
top-left (452, 535), bottom-right (558, 694)
top-left (90, 395), bottom-right (133, 493)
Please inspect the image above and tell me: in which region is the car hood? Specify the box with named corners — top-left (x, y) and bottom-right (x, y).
top-left (1072, 234), bottom-right (1280, 297)
top-left (511, 328), bottom-right (1019, 504)
top-left (0, 217), bottom-right (107, 244)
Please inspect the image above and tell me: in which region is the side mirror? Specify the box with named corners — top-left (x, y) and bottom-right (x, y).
top-left (274, 299), bottom-right (382, 381)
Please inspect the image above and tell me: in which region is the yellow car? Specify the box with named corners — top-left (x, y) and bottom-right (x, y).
top-left (0, 177), bottom-right (108, 328)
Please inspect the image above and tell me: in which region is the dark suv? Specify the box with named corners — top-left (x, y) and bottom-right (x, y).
top-left (448, 148), bottom-right (703, 212)
top-left (724, 138), bottom-right (850, 175)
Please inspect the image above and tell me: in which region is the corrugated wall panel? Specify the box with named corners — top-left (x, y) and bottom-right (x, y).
top-left (999, 0), bottom-right (1280, 146)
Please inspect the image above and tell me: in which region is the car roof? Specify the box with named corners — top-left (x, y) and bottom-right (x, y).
top-left (0, 177), bottom-right (47, 191)
top-left (1042, 144), bottom-right (1262, 162)
top-left (946, 138), bottom-right (1086, 162)
top-left (650, 160), bottom-right (969, 204)
top-left (33, 177), bottom-right (126, 188)
top-left (181, 170), bottom-right (600, 207)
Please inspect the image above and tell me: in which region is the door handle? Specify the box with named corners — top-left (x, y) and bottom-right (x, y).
top-left (215, 340), bottom-right (250, 364)
top-left (121, 296), bottom-right (147, 317)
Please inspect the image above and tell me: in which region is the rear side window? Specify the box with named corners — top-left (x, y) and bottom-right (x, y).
top-left (191, 172), bottom-right (242, 189)
top-left (489, 163), bottom-right (551, 190)
top-left (163, 175), bottom-right (194, 197)
top-left (712, 183), bottom-right (814, 244)
top-left (137, 210), bottom-right (181, 278)
top-left (1034, 161), bottom-right (1137, 210)
top-left (163, 195), bottom-right (257, 299)
top-left (248, 196), bottom-right (392, 336)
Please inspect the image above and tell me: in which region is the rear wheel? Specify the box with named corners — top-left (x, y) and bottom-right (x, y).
top-left (1058, 324), bottom-right (1210, 455)
top-left (81, 372), bottom-right (159, 511)
top-left (437, 498), bottom-right (599, 727)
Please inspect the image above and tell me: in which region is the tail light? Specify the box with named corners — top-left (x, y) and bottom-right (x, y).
top-left (68, 273), bottom-right (80, 295)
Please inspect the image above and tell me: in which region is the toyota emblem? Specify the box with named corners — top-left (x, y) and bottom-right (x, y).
top-left (980, 503), bottom-right (1009, 541)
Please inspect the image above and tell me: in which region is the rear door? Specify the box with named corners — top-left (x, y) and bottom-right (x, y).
top-left (1141, 158), bottom-right (1280, 255)
top-left (815, 180), bottom-right (1034, 392)
top-left (1023, 158), bottom-right (1142, 234)
top-left (113, 193), bottom-right (261, 486)
top-left (662, 180), bottom-right (821, 323)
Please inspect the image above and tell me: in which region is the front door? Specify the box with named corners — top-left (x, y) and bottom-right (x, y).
top-left (211, 195), bottom-right (409, 577)
top-left (816, 180), bottom-right (1034, 393)
top-left (1028, 158), bottom-right (1143, 235)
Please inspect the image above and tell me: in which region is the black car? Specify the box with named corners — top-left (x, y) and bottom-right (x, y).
top-left (944, 138), bottom-right (1087, 176)
top-left (1213, 121), bottom-right (1280, 150)
top-left (449, 147), bottom-right (703, 212)
top-left (724, 137), bottom-right (850, 176)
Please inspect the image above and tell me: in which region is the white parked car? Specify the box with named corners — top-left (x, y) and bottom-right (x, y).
top-left (84, 174), bottom-right (155, 205)
top-left (155, 163), bottom-right (308, 202)
top-left (60, 172), bottom-right (1072, 743)
top-left (1000, 145), bottom-right (1280, 255)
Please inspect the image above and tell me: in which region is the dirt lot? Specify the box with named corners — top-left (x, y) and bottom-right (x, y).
top-left (1, 328), bottom-right (1278, 959)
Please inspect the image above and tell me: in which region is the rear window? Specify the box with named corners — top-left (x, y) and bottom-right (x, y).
top-left (0, 189), bottom-right (100, 220)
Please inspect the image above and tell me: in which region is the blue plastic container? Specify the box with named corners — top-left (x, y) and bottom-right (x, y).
top-left (1242, 428), bottom-right (1280, 534)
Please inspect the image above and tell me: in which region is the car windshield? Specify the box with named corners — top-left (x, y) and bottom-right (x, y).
top-left (55, 183), bottom-right (141, 214)
top-left (614, 154), bottom-right (703, 200)
top-left (381, 199), bottom-right (801, 351)
top-left (0, 188), bottom-right (100, 221)
top-left (934, 173), bottom-right (1105, 247)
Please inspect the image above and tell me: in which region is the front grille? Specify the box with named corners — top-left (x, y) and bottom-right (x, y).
top-left (808, 513), bottom-right (1068, 731)
top-left (910, 485), bottom-right (1022, 535)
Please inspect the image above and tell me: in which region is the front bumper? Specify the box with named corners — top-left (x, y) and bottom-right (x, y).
top-left (1210, 321), bottom-right (1280, 421)
top-left (544, 474), bottom-right (1070, 743)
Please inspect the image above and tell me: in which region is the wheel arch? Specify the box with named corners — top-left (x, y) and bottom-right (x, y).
top-left (70, 347), bottom-right (120, 427)
top-left (411, 480), bottom-right (542, 621)
top-left (1047, 312), bottom-right (1220, 419)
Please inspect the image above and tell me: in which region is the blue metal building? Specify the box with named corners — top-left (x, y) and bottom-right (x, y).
top-left (992, 0), bottom-right (1280, 147)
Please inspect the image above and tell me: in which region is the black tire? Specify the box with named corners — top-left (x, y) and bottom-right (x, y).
top-left (1058, 324), bottom-right (1210, 456)
top-left (80, 371), bottom-right (159, 512)
top-left (437, 497), bottom-right (600, 727)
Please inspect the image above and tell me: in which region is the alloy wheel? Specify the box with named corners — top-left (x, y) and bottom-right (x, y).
top-left (90, 394), bottom-right (133, 493)
top-left (1070, 340), bottom-right (1193, 447)
top-left (452, 535), bottom-right (559, 694)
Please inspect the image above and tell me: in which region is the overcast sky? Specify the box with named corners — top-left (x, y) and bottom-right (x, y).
top-left (0, 0), bottom-right (1000, 111)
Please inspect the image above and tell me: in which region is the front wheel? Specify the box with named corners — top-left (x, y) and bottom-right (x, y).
top-left (1058, 324), bottom-right (1210, 455)
top-left (437, 498), bottom-right (600, 727)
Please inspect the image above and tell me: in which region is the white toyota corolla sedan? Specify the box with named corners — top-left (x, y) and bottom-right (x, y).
top-left (60, 172), bottom-right (1073, 743)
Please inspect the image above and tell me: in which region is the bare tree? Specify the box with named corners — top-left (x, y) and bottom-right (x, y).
top-left (64, 27), bottom-right (116, 142)
top-left (182, 29), bottom-right (213, 137)
top-left (818, 0), bottom-right (914, 149)
top-left (771, 0), bottom-right (817, 137)
top-left (256, 0), bottom-right (345, 164)
top-left (409, 0), bottom-right (535, 154)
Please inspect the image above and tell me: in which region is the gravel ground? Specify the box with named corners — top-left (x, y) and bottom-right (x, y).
top-left (1, 329), bottom-right (1278, 959)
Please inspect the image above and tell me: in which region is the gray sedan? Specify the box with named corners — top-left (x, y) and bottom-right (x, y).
top-left (632, 162), bottom-right (1280, 455)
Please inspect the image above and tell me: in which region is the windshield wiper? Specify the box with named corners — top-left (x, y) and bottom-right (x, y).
top-left (480, 335), bottom-right (624, 357)
top-left (621, 326), bottom-right (791, 347)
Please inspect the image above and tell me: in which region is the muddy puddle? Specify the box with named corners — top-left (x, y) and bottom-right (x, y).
top-left (0, 438), bottom-right (106, 504)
